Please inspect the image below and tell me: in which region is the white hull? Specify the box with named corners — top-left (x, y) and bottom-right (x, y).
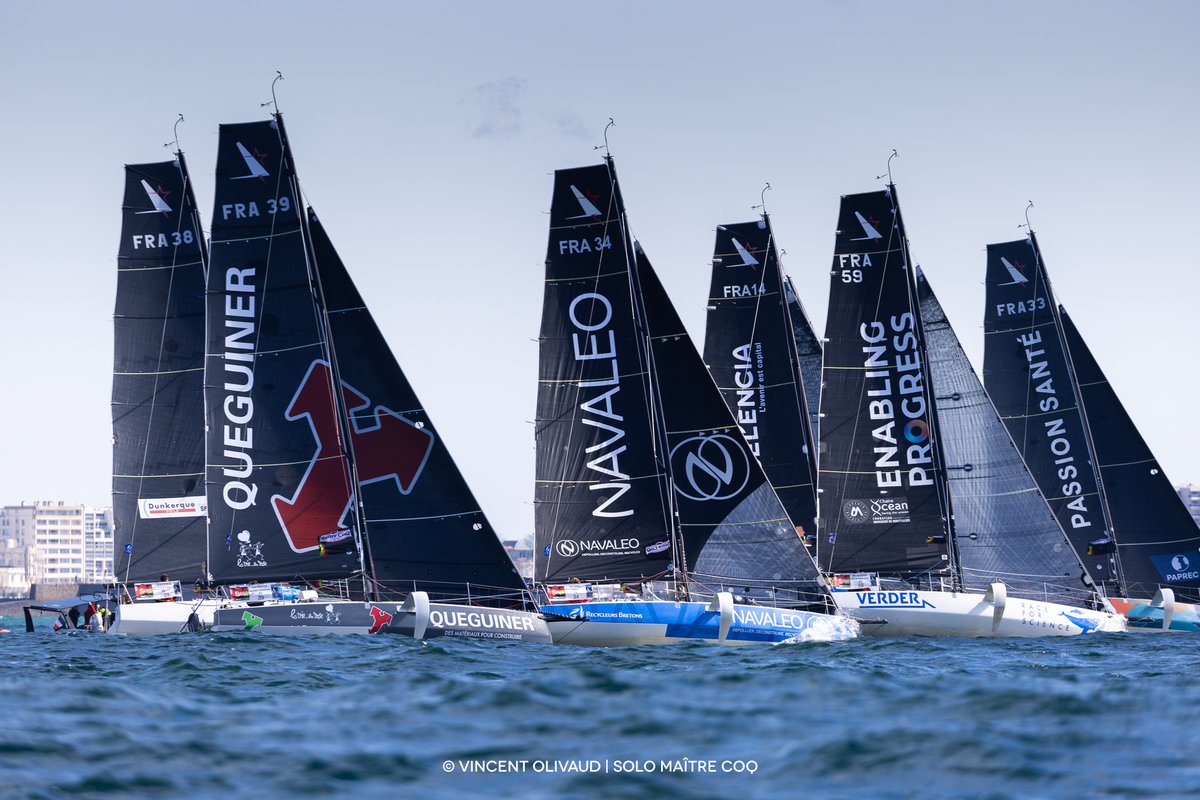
top-left (108, 597), bottom-right (225, 637)
top-left (833, 586), bottom-right (1125, 637)
top-left (543, 594), bottom-right (858, 646)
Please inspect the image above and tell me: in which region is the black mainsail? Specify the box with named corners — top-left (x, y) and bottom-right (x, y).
top-left (1058, 306), bottom-right (1200, 602)
top-left (917, 268), bottom-right (1097, 607)
top-left (534, 161), bottom-right (671, 584)
top-left (204, 116), bottom-right (361, 585)
top-left (308, 210), bottom-right (527, 603)
top-left (703, 217), bottom-right (819, 542)
top-left (113, 156), bottom-right (209, 584)
top-left (981, 235), bottom-right (1122, 593)
top-left (816, 188), bottom-right (954, 578)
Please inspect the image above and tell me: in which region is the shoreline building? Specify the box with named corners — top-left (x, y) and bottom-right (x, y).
top-left (0, 502), bottom-right (114, 597)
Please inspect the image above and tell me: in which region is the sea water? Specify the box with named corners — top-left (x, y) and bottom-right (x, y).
top-left (1, 616), bottom-right (1198, 800)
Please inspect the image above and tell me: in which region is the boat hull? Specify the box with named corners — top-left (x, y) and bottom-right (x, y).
top-left (832, 589), bottom-right (1124, 637)
top-left (211, 600), bottom-right (552, 642)
top-left (108, 598), bottom-right (225, 636)
top-left (1111, 594), bottom-right (1200, 633)
top-left (541, 599), bottom-right (858, 646)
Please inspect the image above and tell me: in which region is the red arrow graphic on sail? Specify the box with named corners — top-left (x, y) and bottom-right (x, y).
top-left (271, 361), bottom-right (435, 551)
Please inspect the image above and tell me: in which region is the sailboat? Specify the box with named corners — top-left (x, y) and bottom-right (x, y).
top-left (983, 231), bottom-right (1200, 631)
top-left (703, 216), bottom-right (820, 546)
top-left (203, 114), bottom-right (549, 641)
top-left (814, 186), bottom-right (1122, 636)
top-left (106, 150), bottom-right (231, 635)
top-left (533, 158), bottom-right (858, 646)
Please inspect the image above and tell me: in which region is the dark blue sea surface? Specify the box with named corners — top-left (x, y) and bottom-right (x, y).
top-left (1, 616), bottom-right (1197, 799)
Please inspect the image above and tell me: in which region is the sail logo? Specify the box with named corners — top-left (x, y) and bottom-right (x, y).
top-left (271, 360), bottom-right (435, 553)
top-left (231, 141), bottom-right (270, 181)
top-left (138, 496), bottom-right (207, 519)
top-left (726, 238), bottom-right (760, 268)
top-left (136, 180), bottom-right (172, 215)
top-left (568, 292), bottom-right (634, 518)
top-left (719, 239), bottom-right (766, 296)
top-left (669, 434), bottom-right (751, 502)
top-left (850, 212), bottom-right (883, 241)
top-left (1151, 553), bottom-right (1200, 583)
top-left (235, 530), bottom-right (267, 568)
top-left (842, 500), bottom-right (870, 524)
top-left (556, 538), bottom-right (640, 558)
top-left (1015, 329), bottom-right (1099, 531)
top-left (731, 343), bottom-right (764, 456)
top-left (860, 315), bottom-right (934, 490)
top-left (220, 267), bottom-right (259, 514)
top-left (999, 256), bottom-right (1029, 285)
top-left (566, 185), bottom-right (603, 219)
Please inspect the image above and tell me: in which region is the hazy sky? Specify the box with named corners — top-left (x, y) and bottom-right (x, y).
top-left (1, 1), bottom-right (1196, 543)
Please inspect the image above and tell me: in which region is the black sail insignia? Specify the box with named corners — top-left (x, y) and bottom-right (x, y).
top-left (981, 235), bottom-right (1121, 591)
top-left (1059, 307), bottom-right (1200, 602)
top-left (308, 210), bottom-right (527, 603)
top-left (204, 117), bottom-right (358, 584)
top-left (638, 245), bottom-right (824, 602)
top-left (917, 268), bottom-right (1097, 608)
top-left (113, 156), bottom-right (208, 583)
top-left (816, 188), bottom-right (952, 577)
top-left (534, 161), bottom-right (670, 583)
top-left (703, 217), bottom-right (819, 542)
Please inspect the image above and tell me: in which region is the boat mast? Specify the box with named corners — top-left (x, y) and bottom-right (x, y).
top-left (895, 203), bottom-right (961, 590)
top-left (268, 73), bottom-right (375, 600)
top-left (598, 120), bottom-right (687, 599)
top-left (170, 115), bottom-right (214, 588)
top-left (886, 151), bottom-right (961, 589)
